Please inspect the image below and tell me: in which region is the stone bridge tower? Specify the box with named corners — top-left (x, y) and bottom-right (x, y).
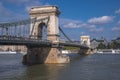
top-left (29, 6), bottom-right (60, 42)
top-left (80, 36), bottom-right (90, 48)
top-left (79, 36), bottom-right (93, 55)
top-left (23, 6), bottom-right (69, 64)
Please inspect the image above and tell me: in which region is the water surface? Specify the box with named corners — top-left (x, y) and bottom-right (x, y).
top-left (0, 53), bottom-right (120, 80)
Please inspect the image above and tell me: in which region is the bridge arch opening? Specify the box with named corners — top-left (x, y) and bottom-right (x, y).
top-left (37, 22), bottom-right (47, 40)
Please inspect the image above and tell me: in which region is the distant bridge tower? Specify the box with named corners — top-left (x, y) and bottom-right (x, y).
top-left (23, 6), bottom-right (69, 64)
top-left (80, 36), bottom-right (90, 47)
top-left (79, 36), bottom-right (93, 55)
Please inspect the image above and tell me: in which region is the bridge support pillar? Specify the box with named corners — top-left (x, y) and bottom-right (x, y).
top-left (78, 48), bottom-right (94, 55)
top-left (22, 46), bottom-right (69, 65)
top-left (22, 6), bottom-right (70, 65)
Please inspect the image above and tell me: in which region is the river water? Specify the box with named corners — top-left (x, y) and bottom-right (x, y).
top-left (0, 53), bottom-right (120, 80)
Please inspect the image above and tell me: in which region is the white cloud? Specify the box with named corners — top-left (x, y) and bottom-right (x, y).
top-left (60, 18), bottom-right (81, 25)
top-left (112, 21), bottom-right (120, 31)
top-left (63, 22), bottom-right (80, 28)
top-left (118, 20), bottom-right (120, 24)
top-left (60, 18), bottom-right (96, 29)
top-left (2, 0), bottom-right (43, 11)
top-left (80, 32), bottom-right (85, 35)
top-left (111, 20), bottom-right (120, 31)
top-left (115, 8), bottom-right (120, 14)
top-left (88, 16), bottom-right (114, 24)
top-left (60, 18), bottom-right (82, 28)
top-left (63, 22), bottom-right (88, 28)
top-left (89, 28), bottom-right (103, 32)
top-left (112, 27), bottom-right (120, 31)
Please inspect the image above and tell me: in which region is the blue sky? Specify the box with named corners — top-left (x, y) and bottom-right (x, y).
top-left (0, 0), bottom-right (120, 41)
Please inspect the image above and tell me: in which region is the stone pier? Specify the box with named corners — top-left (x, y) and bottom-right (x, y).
top-left (23, 6), bottom-right (69, 64)
top-left (78, 48), bottom-right (94, 55)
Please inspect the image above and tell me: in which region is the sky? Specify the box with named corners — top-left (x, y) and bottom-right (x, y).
top-left (0, 0), bottom-right (120, 41)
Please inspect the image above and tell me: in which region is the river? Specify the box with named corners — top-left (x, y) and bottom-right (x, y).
top-left (0, 53), bottom-right (120, 80)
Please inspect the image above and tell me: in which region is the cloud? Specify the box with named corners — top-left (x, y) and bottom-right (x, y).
top-left (112, 27), bottom-right (120, 31)
top-left (111, 20), bottom-right (120, 31)
top-left (60, 18), bottom-right (96, 29)
top-left (2, 0), bottom-right (43, 11)
top-left (118, 20), bottom-right (120, 24)
top-left (112, 20), bottom-right (120, 31)
top-left (62, 22), bottom-right (86, 28)
top-left (115, 8), bottom-right (120, 14)
top-left (60, 18), bottom-right (82, 28)
top-left (89, 27), bottom-right (103, 33)
top-left (88, 16), bottom-right (114, 24)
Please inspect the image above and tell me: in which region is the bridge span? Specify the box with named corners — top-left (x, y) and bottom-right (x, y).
top-left (0, 36), bottom-right (89, 48)
top-left (0, 6), bottom-right (93, 64)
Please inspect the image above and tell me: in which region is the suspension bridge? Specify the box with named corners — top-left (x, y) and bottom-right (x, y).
top-left (0, 6), bottom-right (93, 64)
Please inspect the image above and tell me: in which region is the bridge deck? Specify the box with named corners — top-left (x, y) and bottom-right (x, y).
top-left (59, 42), bottom-right (89, 49)
top-left (0, 36), bottom-right (52, 47)
top-left (0, 36), bottom-right (89, 49)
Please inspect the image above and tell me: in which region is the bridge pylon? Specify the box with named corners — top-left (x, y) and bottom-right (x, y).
top-left (23, 6), bottom-right (69, 64)
top-left (79, 36), bottom-right (94, 55)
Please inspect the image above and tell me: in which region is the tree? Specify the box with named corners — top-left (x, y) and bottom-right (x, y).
top-left (110, 41), bottom-right (120, 49)
top-left (97, 42), bottom-right (106, 49)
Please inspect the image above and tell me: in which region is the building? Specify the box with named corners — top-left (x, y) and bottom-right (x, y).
top-left (0, 45), bottom-right (27, 52)
top-left (90, 38), bottom-right (108, 49)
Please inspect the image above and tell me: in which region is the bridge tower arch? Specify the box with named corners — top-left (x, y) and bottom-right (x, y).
top-left (80, 36), bottom-right (90, 48)
top-left (23, 6), bottom-right (69, 64)
top-left (79, 36), bottom-right (93, 55)
top-left (37, 22), bottom-right (47, 40)
top-left (29, 6), bottom-right (60, 42)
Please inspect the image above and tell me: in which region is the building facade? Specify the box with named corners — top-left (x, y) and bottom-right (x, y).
top-left (0, 45), bottom-right (27, 52)
top-left (90, 38), bottom-right (108, 49)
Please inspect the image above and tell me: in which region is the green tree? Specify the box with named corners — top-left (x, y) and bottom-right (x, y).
top-left (110, 41), bottom-right (120, 49)
top-left (97, 42), bottom-right (106, 49)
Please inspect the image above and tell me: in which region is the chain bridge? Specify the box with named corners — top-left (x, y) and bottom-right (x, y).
top-left (0, 6), bottom-right (93, 64)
